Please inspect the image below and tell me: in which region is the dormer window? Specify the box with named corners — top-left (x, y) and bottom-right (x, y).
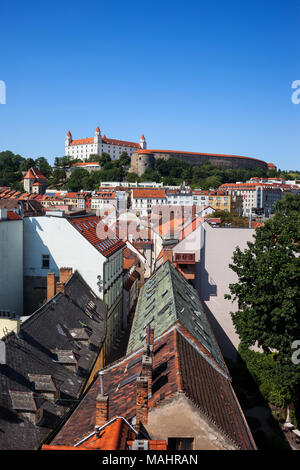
top-left (28, 374), bottom-right (60, 402)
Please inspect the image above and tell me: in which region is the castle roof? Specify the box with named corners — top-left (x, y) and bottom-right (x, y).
top-left (69, 134), bottom-right (140, 148)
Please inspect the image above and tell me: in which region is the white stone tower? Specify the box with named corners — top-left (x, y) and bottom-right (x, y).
top-left (94, 126), bottom-right (102, 144)
top-left (65, 131), bottom-right (72, 154)
top-left (140, 134), bottom-right (147, 149)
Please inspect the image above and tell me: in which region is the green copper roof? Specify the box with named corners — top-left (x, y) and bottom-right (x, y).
top-left (126, 261), bottom-right (227, 372)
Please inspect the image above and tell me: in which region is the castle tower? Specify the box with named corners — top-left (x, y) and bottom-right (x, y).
top-left (140, 134), bottom-right (147, 150)
top-left (65, 131), bottom-right (72, 147)
top-left (94, 126), bottom-right (102, 144)
top-left (65, 131), bottom-right (72, 155)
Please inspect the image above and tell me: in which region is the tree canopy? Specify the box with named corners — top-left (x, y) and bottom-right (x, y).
top-left (225, 194), bottom-right (300, 403)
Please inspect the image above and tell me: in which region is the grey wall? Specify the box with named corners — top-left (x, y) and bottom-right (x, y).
top-left (199, 222), bottom-right (255, 360)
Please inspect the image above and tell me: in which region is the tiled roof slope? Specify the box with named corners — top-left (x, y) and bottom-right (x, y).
top-left (43, 417), bottom-right (137, 450)
top-left (132, 189), bottom-right (166, 199)
top-left (0, 271), bottom-right (106, 450)
top-left (24, 167), bottom-right (48, 181)
top-left (176, 329), bottom-right (254, 450)
top-left (50, 328), bottom-right (254, 450)
top-left (67, 215), bottom-right (125, 258)
top-left (126, 261), bottom-right (227, 372)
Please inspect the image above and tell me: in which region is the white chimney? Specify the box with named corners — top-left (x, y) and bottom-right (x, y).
top-left (0, 340), bottom-right (6, 365)
top-left (0, 208), bottom-right (7, 220)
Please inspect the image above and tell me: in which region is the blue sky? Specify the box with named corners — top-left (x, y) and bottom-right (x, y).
top-left (0, 0), bottom-right (299, 170)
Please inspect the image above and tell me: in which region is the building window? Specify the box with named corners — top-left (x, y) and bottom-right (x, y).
top-left (168, 438), bottom-right (194, 450)
top-left (42, 254), bottom-right (50, 269)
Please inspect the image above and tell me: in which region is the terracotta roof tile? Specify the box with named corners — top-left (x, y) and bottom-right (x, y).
top-left (51, 328), bottom-right (254, 450)
top-left (68, 215), bottom-right (125, 258)
top-left (132, 189), bottom-right (166, 199)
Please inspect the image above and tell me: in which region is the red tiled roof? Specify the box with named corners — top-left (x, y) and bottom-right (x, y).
top-left (251, 221), bottom-right (264, 228)
top-left (51, 328), bottom-right (255, 450)
top-left (7, 211), bottom-right (22, 220)
top-left (23, 167), bottom-right (47, 181)
top-left (72, 162), bottom-right (100, 167)
top-left (42, 418), bottom-right (137, 450)
top-left (70, 135), bottom-right (140, 148)
top-left (132, 189), bottom-right (166, 199)
top-left (23, 169), bottom-right (36, 179)
top-left (102, 136), bottom-right (140, 148)
top-left (70, 138), bottom-right (94, 146)
top-left (123, 247), bottom-right (139, 270)
top-left (68, 215), bottom-right (125, 258)
top-left (92, 191), bottom-right (116, 200)
top-left (0, 211), bottom-right (22, 221)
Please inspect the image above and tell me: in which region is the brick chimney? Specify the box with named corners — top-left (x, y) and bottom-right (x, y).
top-left (145, 326), bottom-right (154, 357)
top-left (95, 394), bottom-right (109, 427)
top-left (47, 272), bottom-right (56, 301)
top-left (162, 247), bottom-right (173, 264)
top-left (149, 327), bottom-right (154, 351)
top-left (56, 282), bottom-right (65, 295)
top-left (59, 267), bottom-right (73, 284)
top-left (136, 376), bottom-right (148, 427)
top-left (142, 355), bottom-right (153, 398)
top-left (170, 210), bottom-right (174, 239)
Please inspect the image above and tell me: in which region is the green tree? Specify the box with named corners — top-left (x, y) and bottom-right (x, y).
top-left (67, 169), bottom-right (89, 192)
top-left (126, 172), bottom-right (140, 183)
top-left (225, 194), bottom-right (300, 401)
top-left (119, 151), bottom-right (130, 167)
top-left (99, 152), bottom-right (111, 166)
top-left (35, 156), bottom-right (52, 178)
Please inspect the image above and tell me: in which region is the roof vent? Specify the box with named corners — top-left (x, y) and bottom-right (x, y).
top-left (132, 440), bottom-right (149, 450)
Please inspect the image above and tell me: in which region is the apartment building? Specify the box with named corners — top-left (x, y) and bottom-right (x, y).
top-left (23, 212), bottom-right (125, 356)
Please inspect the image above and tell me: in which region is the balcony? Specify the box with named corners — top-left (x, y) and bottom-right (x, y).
top-left (174, 253), bottom-right (195, 264)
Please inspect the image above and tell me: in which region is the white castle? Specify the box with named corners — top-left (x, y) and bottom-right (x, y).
top-left (65, 126), bottom-right (147, 161)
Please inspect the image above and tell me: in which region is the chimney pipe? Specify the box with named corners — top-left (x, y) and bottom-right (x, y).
top-left (56, 282), bottom-right (65, 295)
top-left (47, 272), bottom-right (56, 301)
top-left (59, 267), bottom-right (73, 284)
top-left (142, 355), bottom-right (153, 398)
top-left (136, 376), bottom-right (148, 426)
top-left (99, 370), bottom-right (104, 395)
top-left (95, 394), bottom-right (109, 427)
top-left (145, 326), bottom-right (154, 357)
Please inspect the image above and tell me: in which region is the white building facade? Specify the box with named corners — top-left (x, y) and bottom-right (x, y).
top-left (65, 127), bottom-right (147, 161)
top-left (23, 213), bottom-right (125, 355)
top-left (0, 209), bottom-right (23, 320)
top-left (131, 188), bottom-right (167, 217)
